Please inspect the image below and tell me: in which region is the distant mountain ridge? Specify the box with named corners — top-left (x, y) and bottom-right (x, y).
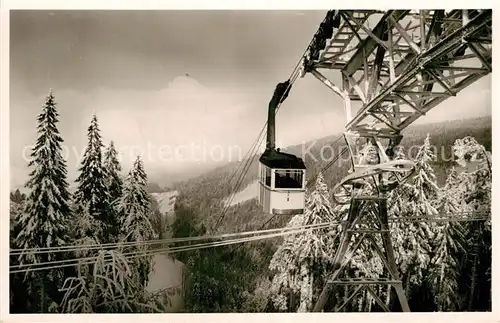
top-left (172, 115), bottom-right (492, 232)
top-left (10, 116), bottom-right (492, 205)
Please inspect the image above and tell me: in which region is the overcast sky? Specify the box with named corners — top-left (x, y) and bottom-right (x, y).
top-left (10, 10), bottom-right (492, 189)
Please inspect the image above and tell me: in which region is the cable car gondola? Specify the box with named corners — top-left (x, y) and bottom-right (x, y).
top-left (258, 80), bottom-right (307, 215)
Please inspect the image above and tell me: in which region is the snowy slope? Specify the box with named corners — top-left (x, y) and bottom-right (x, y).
top-left (151, 190), bottom-right (179, 214)
top-left (151, 190), bottom-right (179, 225)
top-left (147, 190), bottom-right (185, 312)
top-left (223, 180), bottom-right (258, 207)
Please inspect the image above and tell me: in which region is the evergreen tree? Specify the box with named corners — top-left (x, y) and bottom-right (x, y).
top-left (71, 201), bottom-right (102, 244)
top-left (103, 141), bottom-right (124, 240)
top-left (10, 194), bottom-right (25, 232)
top-left (393, 145), bottom-right (406, 161)
top-left (451, 136), bottom-right (491, 310)
top-left (13, 90), bottom-right (73, 312)
top-left (60, 249), bottom-right (163, 313)
top-left (61, 198), bottom-right (162, 313)
top-left (268, 211), bottom-right (306, 311)
top-left (269, 172), bottom-right (340, 312)
top-left (134, 154), bottom-right (148, 187)
top-left (74, 114), bottom-right (114, 243)
top-left (358, 141), bottom-right (379, 165)
top-left (10, 189), bottom-right (26, 204)
top-left (453, 136), bottom-right (491, 214)
top-left (116, 156), bottom-right (155, 288)
top-left (390, 135), bottom-right (439, 303)
top-left (410, 134), bottom-right (440, 214)
top-left (104, 141), bottom-right (123, 202)
top-left (428, 167), bottom-right (467, 311)
top-left (388, 145), bottom-right (413, 217)
top-left (388, 145), bottom-right (413, 285)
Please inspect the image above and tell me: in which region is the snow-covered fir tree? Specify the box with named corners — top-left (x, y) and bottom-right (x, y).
top-left (104, 141), bottom-right (123, 202)
top-left (390, 134), bottom-right (438, 298)
top-left (358, 140), bottom-right (379, 165)
top-left (116, 156), bottom-right (155, 288)
top-left (71, 201), bottom-right (102, 245)
top-left (118, 156), bottom-right (153, 242)
top-left (388, 145), bottom-right (413, 217)
top-left (63, 202), bottom-right (102, 296)
top-left (451, 136), bottom-right (491, 310)
top-left (428, 167), bottom-right (467, 311)
top-left (134, 154), bottom-right (148, 187)
top-left (60, 249), bottom-right (163, 313)
top-left (10, 189), bottom-right (26, 204)
top-left (452, 136), bottom-right (491, 214)
top-left (269, 172), bottom-right (340, 312)
top-left (9, 192), bottom-right (25, 237)
top-left (409, 134), bottom-right (440, 214)
top-left (13, 90), bottom-right (73, 312)
top-left (73, 114), bottom-right (114, 243)
top-left (268, 210), bottom-right (306, 311)
top-left (393, 145), bottom-right (406, 161)
top-left (388, 144), bottom-right (413, 271)
top-left (61, 197), bottom-right (160, 313)
top-left (103, 141), bottom-right (124, 240)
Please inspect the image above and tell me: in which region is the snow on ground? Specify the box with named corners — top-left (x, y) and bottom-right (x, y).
top-left (148, 190), bottom-right (185, 312)
top-left (223, 180), bottom-right (258, 207)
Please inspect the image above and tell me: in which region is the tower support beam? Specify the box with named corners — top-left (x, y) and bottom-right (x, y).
top-left (305, 9), bottom-right (492, 312)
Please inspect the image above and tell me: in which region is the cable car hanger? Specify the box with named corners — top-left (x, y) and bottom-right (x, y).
top-left (258, 80), bottom-right (307, 216)
top-left (256, 10), bottom-right (343, 217)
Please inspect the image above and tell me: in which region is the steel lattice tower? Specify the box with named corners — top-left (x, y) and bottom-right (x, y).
top-left (297, 9), bottom-right (492, 312)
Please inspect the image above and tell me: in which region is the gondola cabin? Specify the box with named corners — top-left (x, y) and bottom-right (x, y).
top-left (258, 78), bottom-right (307, 215)
top-left (258, 149), bottom-right (306, 215)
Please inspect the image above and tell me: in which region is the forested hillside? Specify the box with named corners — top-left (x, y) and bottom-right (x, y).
top-left (170, 116), bottom-right (491, 312)
top-left (173, 116), bottom-right (491, 232)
